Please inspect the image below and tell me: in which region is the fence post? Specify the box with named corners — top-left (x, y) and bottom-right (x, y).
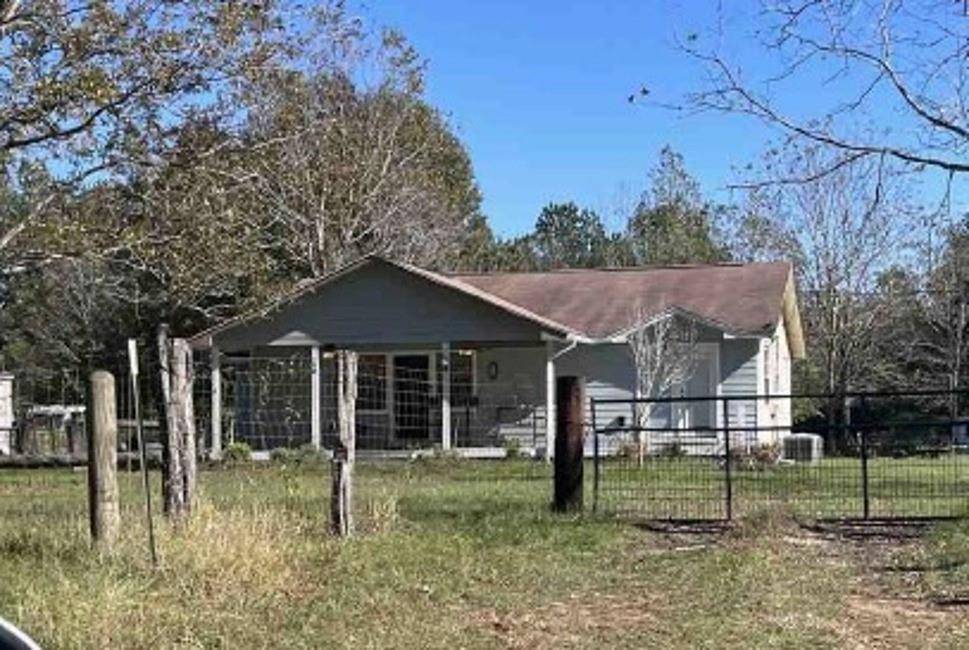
top-left (331, 350), bottom-right (357, 537)
top-left (210, 347), bottom-right (222, 460)
top-left (88, 370), bottom-right (120, 550)
top-left (849, 397), bottom-right (869, 520)
top-left (554, 376), bottom-right (584, 512)
top-left (172, 339), bottom-right (196, 514)
top-left (722, 396), bottom-right (732, 522)
top-left (591, 398), bottom-right (599, 514)
top-left (157, 324), bottom-right (182, 515)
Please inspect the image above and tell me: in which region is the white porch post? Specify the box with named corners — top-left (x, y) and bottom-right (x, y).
top-left (210, 347), bottom-right (222, 460)
top-left (311, 345), bottom-right (321, 449)
top-left (441, 342), bottom-right (452, 450)
top-left (545, 340), bottom-right (556, 463)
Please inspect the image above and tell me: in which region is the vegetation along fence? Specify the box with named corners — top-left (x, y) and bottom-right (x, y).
top-left (590, 389), bottom-right (969, 521)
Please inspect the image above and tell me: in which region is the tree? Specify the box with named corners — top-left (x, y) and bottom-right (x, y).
top-left (677, 0), bottom-right (968, 180)
top-left (531, 202), bottom-right (610, 269)
top-left (238, 64), bottom-right (481, 278)
top-left (0, 0), bottom-right (298, 273)
top-left (1, 2), bottom-right (486, 364)
top-left (744, 139), bottom-right (914, 440)
top-left (626, 309), bottom-right (698, 465)
top-left (628, 147), bottom-right (728, 265)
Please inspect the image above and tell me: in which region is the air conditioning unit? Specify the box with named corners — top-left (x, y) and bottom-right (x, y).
top-left (783, 433), bottom-right (823, 464)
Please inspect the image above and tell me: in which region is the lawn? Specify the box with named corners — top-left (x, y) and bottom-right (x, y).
top-left (2, 459), bottom-right (969, 648)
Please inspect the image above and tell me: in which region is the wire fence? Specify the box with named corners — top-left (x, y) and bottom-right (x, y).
top-left (590, 390), bottom-right (969, 521)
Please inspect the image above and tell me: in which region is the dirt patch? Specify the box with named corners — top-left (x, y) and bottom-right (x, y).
top-left (476, 589), bottom-right (661, 649)
top-left (837, 594), bottom-right (967, 649)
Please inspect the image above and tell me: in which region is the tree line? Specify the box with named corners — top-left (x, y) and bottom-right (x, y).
top-left (1, 0), bottom-right (967, 424)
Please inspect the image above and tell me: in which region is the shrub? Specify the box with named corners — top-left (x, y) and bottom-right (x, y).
top-left (502, 437), bottom-right (524, 459)
top-left (270, 444), bottom-right (327, 466)
top-left (223, 441), bottom-right (253, 464)
top-left (729, 442), bottom-right (782, 471)
top-left (269, 447), bottom-right (298, 465)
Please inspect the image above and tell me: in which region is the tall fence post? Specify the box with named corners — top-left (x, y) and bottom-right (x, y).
top-left (158, 324), bottom-right (182, 515)
top-left (157, 325), bottom-right (196, 518)
top-left (88, 370), bottom-right (120, 549)
top-left (331, 350), bottom-right (357, 537)
top-left (172, 339), bottom-right (196, 514)
top-left (554, 376), bottom-right (584, 512)
top-left (722, 396), bottom-right (732, 522)
top-left (591, 398), bottom-right (600, 514)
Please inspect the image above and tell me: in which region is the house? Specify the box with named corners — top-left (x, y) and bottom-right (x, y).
top-left (189, 255), bottom-right (805, 458)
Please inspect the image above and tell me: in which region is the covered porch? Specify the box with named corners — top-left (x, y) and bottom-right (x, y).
top-left (191, 256), bottom-right (577, 459)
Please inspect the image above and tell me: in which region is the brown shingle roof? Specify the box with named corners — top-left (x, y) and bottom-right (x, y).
top-left (449, 262), bottom-right (794, 340)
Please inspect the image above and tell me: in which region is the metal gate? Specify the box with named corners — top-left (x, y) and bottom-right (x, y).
top-left (590, 389), bottom-right (969, 521)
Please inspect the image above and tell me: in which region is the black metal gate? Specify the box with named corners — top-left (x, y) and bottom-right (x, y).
top-left (590, 389), bottom-right (969, 521)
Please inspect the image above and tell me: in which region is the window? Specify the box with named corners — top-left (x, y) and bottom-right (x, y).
top-left (438, 351), bottom-right (475, 407)
top-left (358, 354), bottom-right (387, 411)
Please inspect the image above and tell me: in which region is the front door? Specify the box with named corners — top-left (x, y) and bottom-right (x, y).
top-left (393, 355), bottom-right (431, 439)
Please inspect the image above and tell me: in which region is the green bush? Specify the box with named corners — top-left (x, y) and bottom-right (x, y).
top-left (223, 441), bottom-right (253, 464)
top-left (502, 437), bottom-right (524, 459)
top-left (270, 444), bottom-right (327, 466)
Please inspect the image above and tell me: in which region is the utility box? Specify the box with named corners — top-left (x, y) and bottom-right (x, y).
top-left (0, 373), bottom-right (13, 455)
top-left (783, 433), bottom-right (824, 464)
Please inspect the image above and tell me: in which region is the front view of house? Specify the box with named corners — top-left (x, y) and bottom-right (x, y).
top-left (190, 255), bottom-right (805, 458)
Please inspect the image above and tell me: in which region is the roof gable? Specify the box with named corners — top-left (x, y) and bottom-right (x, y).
top-left (193, 256), bottom-right (574, 350)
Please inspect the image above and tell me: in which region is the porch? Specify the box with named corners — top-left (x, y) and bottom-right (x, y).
top-left (206, 342), bottom-right (559, 458)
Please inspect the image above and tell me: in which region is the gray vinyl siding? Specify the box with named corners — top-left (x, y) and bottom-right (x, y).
top-left (214, 260), bottom-right (550, 352)
top-left (719, 338), bottom-right (760, 444)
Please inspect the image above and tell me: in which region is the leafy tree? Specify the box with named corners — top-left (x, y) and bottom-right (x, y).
top-left (532, 202), bottom-right (610, 269)
top-left (0, 0), bottom-right (300, 272)
top-left (627, 147), bottom-right (728, 265)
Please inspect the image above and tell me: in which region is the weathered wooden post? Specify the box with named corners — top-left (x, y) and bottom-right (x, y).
top-left (158, 324), bottom-right (182, 515)
top-left (157, 325), bottom-right (197, 518)
top-left (553, 376), bottom-right (585, 512)
top-left (331, 350), bottom-right (357, 537)
top-left (88, 370), bottom-right (120, 549)
top-left (172, 338), bottom-right (196, 513)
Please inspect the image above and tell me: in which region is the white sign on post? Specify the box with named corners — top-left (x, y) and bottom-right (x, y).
top-left (128, 339), bottom-right (139, 377)
top-left (0, 373), bottom-right (13, 456)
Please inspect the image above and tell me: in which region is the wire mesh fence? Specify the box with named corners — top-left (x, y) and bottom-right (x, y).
top-left (590, 390), bottom-right (969, 521)
top-left (190, 350), bottom-right (550, 459)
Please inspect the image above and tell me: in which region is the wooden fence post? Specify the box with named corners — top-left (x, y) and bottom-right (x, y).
top-left (331, 350), bottom-right (357, 537)
top-left (173, 339), bottom-right (196, 514)
top-left (157, 326), bottom-right (196, 518)
top-left (158, 324), bottom-right (182, 515)
top-left (554, 376), bottom-right (585, 512)
top-left (88, 370), bottom-right (120, 549)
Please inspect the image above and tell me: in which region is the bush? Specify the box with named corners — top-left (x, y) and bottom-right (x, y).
top-left (223, 441), bottom-right (253, 464)
top-left (270, 444), bottom-right (326, 466)
top-left (502, 437), bottom-right (524, 459)
top-left (730, 442), bottom-right (782, 471)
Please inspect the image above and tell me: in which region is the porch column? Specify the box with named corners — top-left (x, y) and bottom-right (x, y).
top-left (311, 345), bottom-right (321, 449)
top-left (545, 340), bottom-right (556, 463)
top-left (441, 342), bottom-right (452, 450)
top-left (210, 347), bottom-right (222, 460)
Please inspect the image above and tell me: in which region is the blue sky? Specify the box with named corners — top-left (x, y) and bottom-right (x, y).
top-left (366, 1), bottom-right (963, 238)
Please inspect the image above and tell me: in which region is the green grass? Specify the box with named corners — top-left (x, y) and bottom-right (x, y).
top-left (1, 460), bottom-right (968, 648)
